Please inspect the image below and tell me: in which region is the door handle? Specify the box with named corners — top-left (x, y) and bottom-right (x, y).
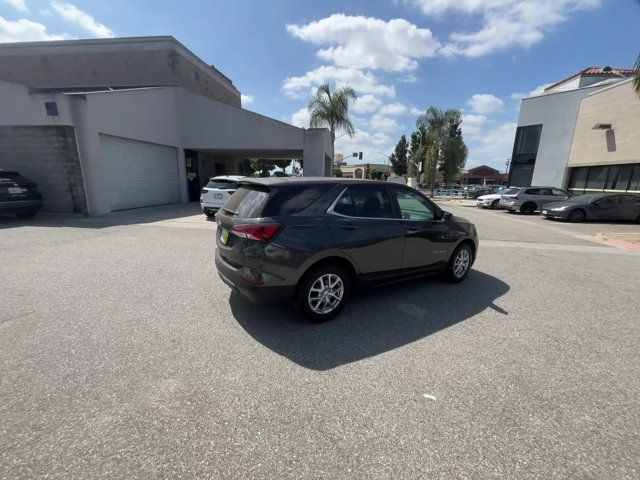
top-left (339, 223), bottom-right (358, 230)
top-left (406, 225), bottom-right (420, 233)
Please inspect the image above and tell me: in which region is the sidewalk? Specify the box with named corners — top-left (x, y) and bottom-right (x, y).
top-left (597, 232), bottom-right (640, 251)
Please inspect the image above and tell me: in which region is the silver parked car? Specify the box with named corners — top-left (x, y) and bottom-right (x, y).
top-left (499, 186), bottom-right (571, 214)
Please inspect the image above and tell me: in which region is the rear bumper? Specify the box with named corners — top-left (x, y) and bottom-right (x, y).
top-left (0, 198), bottom-right (43, 213)
top-left (215, 249), bottom-right (295, 304)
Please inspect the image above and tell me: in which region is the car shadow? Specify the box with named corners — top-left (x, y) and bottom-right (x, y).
top-left (230, 270), bottom-right (510, 371)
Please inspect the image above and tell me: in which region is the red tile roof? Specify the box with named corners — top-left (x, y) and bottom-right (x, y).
top-left (544, 67), bottom-right (638, 92)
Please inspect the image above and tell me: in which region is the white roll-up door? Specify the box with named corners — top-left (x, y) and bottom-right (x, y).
top-left (100, 134), bottom-right (181, 211)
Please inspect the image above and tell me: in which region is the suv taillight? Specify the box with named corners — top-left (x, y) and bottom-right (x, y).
top-left (232, 224), bottom-right (282, 242)
top-left (506, 194), bottom-right (519, 199)
top-left (200, 188), bottom-right (207, 194)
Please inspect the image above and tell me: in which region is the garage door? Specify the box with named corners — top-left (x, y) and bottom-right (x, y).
top-left (100, 134), bottom-right (181, 211)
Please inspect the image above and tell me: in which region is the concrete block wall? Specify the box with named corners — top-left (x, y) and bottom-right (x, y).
top-left (0, 126), bottom-right (87, 213)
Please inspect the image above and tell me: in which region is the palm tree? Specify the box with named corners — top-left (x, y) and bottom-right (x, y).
top-left (308, 83), bottom-right (357, 152)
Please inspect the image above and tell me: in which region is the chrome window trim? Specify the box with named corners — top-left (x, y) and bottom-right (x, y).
top-left (326, 184), bottom-right (441, 222)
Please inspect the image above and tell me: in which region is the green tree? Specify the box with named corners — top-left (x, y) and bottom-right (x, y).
top-left (308, 83), bottom-right (357, 154)
top-left (415, 107), bottom-right (468, 185)
top-left (368, 167), bottom-right (379, 180)
top-left (333, 168), bottom-right (343, 177)
top-left (439, 110), bottom-right (468, 183)
top-left (390, 135), bottom-right (409, 175)
top-left (249, 159), bottom-right (291, 177)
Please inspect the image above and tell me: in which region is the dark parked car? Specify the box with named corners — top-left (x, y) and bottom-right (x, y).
top-left (215, 178), bottom-right (478, 322)
top-left (542, 193), bottom-right (640, 223)
top-left (0, 170), bottom-right (43, 218)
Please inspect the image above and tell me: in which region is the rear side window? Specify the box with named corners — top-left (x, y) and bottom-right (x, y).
top-left (525, 188), bottom-right (540, 195)
top-left (206, 180), bottom-right (238, 190)
top-left (222, 186), bottom-right (269, 218)
top-left (262, 184), bottom-right (332, 216)
top-left (332, 185), bottom-right (393, 218)
top-left (620, 195), bottom-right (640, 204)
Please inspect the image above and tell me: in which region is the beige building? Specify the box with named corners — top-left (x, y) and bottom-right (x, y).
top-left (566, 78), bottom-right (640, 194)
top-left (339, 163), bottom-right (391, 179)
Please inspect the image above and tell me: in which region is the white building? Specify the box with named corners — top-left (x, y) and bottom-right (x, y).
top-left (0, 36), bottom-right (332, 216)
top-left (509, 66), bottom-right (638, 191)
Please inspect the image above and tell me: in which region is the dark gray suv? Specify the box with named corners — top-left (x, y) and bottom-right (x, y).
top-left (215, 178), bottom-right (478, 322)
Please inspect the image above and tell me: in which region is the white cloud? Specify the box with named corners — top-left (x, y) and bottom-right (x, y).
top-left (379, 102), bottom-right (408, 116)
top-left (510, 83), bottom-right (552, 101)
top-left (282, 65), bottom-right (395, 99)
top-left (410, 106), bottom-right (424, 116)
top-left (370, 114), bottom-right (401, 132)
top-left (290, 107), bottom-right (310, 128)
top-left (411, 0), bottom-right (600, 57)
top-left (50, 1), bottom-right (114, 38)
top-left (465, 121), bottom-right (517, 170)
top-left (461, 113), bottom-right (487, 135)
top-left (334, 130), bottom-right (392, 162)
top-left (352, 94), bottom-right (383, 114)
top-left (286, 14), bottom-right (441, 72)
top-left (400, 73), bottom-right (419, 83)
top-left (467, 93), bottom-right (504, 114)
top-left (241, 94), bottom-right (254, 105)
top-left (2, 0), bottom-right (29, 13)
top-left (0, 15), bottom-right (68, 42)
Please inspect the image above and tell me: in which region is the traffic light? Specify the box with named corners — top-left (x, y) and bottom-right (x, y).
top-left (359, 152), bottom-right (363, 160)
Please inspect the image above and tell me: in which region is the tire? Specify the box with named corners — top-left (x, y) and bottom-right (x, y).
top-left (520, 202), bottom-right (536, 215)
top-left (568, 209), bottom-right (585, 223)
top-left (443, 243), bottom-right (474, 283)
top-left (205, 211), bottom-right (215, 218)
top-left (294, 264), bottom-right (351, 323)
top-left (491, 199), bottom-right (499, 209)
top-left (15, 210), bottom-right (37, 219)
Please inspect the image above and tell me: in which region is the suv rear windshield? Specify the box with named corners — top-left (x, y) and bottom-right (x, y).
top-left (206, 180), bottom-right (239, 190)
top-left (222, 186), bottom-right (269, 217)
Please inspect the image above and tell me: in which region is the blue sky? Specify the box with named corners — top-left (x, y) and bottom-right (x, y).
top-left (1, 0), bottom-right (639, 171)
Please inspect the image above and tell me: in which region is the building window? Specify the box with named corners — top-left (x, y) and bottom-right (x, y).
top-left (585, 166), bottom-right (608, 190)
top-left (509, 124), bottom-right (542, 187)
top-left (568, 167), bottom-right (588, 191)
top-left (630, 165), bottom-right (640, 192)
top-left (616, 165), bottom-right (634, 191)
top-left (568, 164), bottom-right (640, 194)
top-left (45, 102), bottom-right (58, 116)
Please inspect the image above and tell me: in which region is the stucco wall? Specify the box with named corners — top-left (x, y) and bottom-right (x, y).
top-left (1, 80), bottom-right (332, 215)
top-left (0, 37), bottom-right (240, 107)
top-left (568, 81), bottom-right (640, 167)
top-left (517, 84), bottom-right (605, 187)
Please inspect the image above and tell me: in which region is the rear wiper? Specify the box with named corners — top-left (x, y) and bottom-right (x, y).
top-left (222, 208), bottom-right (238, 216)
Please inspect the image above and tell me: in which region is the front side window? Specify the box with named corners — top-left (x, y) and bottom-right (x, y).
top-left (619, 195), bottom-right (640, 204)
top-left (594, 196), bottom-right (616, 206)
top-left (552, 188), bottom-right (568, 197)
top-left (332, 185), bottom-right (393, 219)
top-left (391, 187), bottom-right (436, 221)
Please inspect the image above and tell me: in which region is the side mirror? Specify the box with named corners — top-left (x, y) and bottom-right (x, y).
top-left (442, 211), bottom-right (452, 221)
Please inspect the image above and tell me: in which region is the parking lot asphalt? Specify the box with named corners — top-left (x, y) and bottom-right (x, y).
top-left (1, 204), bottom-right (639, 479)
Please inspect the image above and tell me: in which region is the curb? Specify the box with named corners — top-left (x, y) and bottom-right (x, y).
top-left (597, 234), bottom-right (640, 252)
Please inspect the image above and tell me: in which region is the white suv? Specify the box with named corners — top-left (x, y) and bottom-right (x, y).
top-left (200, 176), bottom-right (245, 217)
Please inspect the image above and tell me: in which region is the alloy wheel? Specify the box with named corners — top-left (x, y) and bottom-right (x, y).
top-left (308, 273), bottom-right (344, 315)
top-left (453, 249), bottom-right (471, 278)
